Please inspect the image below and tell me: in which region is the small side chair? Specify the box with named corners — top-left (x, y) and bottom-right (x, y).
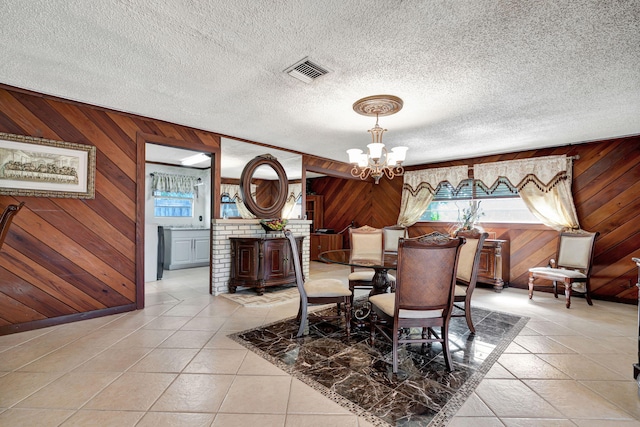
top-left (528, 230), bottom-right (599, 309)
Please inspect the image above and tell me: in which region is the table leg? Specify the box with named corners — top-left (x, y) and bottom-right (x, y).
top-left (369, 268), bottom-right (390, 296)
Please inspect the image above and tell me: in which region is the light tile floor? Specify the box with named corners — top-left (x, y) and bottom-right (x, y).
top-left (0, 263), bottom-right (639, 426)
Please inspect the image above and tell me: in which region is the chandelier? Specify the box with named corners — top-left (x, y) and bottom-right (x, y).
top-left (347, 95), bottom-right (408, 184)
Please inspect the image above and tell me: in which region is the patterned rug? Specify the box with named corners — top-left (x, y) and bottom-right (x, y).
top-left (230, 301), bottom-right (528, 426)
top-left (220, 286), bottom-right (299, 307)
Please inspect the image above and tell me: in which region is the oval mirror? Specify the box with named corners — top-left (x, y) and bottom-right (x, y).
top-left (239, 154), bottom-right (288, 218)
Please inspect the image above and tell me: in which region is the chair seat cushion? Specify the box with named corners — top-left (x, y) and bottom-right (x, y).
top-left (369, 293), bottom-right (443, 319)
top-left (454, 284), bottom-right (468, 297)
top-left (529, 267), bottom-right (587, 279)
top-left (529, 267), bottom-right (588, 292)
top-left (348, 271), bottom-right (395, 282)
top-left (304, 279), bottom-right (352, 298)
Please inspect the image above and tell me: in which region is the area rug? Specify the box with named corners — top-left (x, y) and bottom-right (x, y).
top-left (230, 301), bottom-right (528, 427)
top-left (220, 286), bottom-right (299, 307)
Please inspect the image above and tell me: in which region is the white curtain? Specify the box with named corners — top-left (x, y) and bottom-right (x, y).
top-left (151, 173), bottom-right (200, 197)
top-left (473, 155), bottom-right (579, 230)
top-left (282, 183), bottom-right (302, 219)
top-left (220, 183), bottom-right (256, 219)
top-left (397, 166), bottom-right (469, 227)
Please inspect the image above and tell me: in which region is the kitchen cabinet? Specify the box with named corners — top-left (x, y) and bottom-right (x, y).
top-left (310, 233), bottom-right (343, 261)
top-left (229, 236), bottom-right (304, 295)
top-left (477, 239), bottom-right (510, 292)
top-left (164, 228), bottom-right (210, 270)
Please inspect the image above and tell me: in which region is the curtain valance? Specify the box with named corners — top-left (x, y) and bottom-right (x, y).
top-left (474, 155), bottom-right (579, 230)
top-left (151, 173), bottom-right (200, 194)
top-left (397, 166), bottom-right (468, 227)
top-left (473, 155), bottom-right (570, 193)
top-left (402, 166), bottom-right (469, 196)
top-left (282, 183), bottom-right (302, 219)
top-left (221, 183), bottom-right (256, 219)
top-left (285, 183), bottom-right (303, 203)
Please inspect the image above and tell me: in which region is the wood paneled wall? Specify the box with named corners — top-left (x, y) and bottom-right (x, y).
top-left (0, 82), bottom-right (638, 335)
top-left (306, 136), bottom-right (640, 304)
top-left (0, 86), bottom-right (220, 334)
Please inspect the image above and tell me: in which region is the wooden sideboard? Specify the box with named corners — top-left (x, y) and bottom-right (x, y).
top-left (229, 236), bottom-right (304, 295)
top-left (310, 233), bottom-right (343, 261)
top-left (477, 239), bottom-right (510, 292)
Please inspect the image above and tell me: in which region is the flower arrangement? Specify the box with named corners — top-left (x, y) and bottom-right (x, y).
top-left (456, 201), bottom-right (484, 231)
top-left (260, 218), bottom-right (288, 231)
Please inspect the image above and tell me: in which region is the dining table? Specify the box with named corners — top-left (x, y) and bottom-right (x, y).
top-left (318, 249), bottom-right (397, 296)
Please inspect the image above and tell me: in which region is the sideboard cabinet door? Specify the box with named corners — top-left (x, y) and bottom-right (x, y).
top-left (229, 236), bottom-right (304, 295)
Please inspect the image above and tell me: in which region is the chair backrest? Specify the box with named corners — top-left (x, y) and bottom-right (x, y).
top-left (383, 225), bottom-right (408, 253)
top-left (284, 229), bottom-right (307, 300)
top-left (349, 225), bottom-right (383, 259)
top-left (0, 202), bottom-right (24, 250)
top-left (454, 229), bottom-right (489, 285)
top-left (395, 231), bottom-right (465, 312)
top-left (556, 230), bottom-right (599, 272)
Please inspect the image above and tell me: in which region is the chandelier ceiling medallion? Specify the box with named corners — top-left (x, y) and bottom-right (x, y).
top-left (347, 95), bottom-right (408, 184)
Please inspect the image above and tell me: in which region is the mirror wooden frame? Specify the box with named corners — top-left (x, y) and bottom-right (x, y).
top-left (239, 154), bottom-right (289, 218)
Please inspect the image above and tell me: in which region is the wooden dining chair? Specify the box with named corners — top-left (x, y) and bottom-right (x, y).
top-left (0, 202), bottom-right (25, 251)
top-left (348, 225), bottom-right (395, 298)
top-left (382, 225), bottom-right (408, 254)
top-left (453, 228), bottom-right (488, 333)
top-left (528, 229), bottom-right (599, 308)
top-left (382, 225), bottom-right (406, 291)
top-left (284, 229), bottom-right (353, 338)
top-left (369, 231), bottom-right (465, 372)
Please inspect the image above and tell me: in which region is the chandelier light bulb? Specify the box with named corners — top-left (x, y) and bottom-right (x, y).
top-left (367, 143), bottom-right (384, 161)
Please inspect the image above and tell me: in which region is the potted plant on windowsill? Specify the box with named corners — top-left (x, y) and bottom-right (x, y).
top-left (454, 201), bottom-right (484, 234)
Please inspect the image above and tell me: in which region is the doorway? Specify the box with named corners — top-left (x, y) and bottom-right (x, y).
top-left (136, 137), bottom-right (215, 309)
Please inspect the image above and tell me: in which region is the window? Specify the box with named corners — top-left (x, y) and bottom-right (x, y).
top-left (420, 178), bottom-right (540, 223)
top-left (153, 191), bottom-right (194, 217)
top-left (221, 194), bottom-right (240, 218)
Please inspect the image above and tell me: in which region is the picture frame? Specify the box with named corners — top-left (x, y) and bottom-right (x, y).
top-left (0, 132), bottom-right (96, 199)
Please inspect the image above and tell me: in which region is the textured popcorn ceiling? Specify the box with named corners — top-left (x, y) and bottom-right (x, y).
top-left (1, 1), bottom-right (639, 172)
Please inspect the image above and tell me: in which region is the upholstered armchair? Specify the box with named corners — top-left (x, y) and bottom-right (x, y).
top-left (528, 230), bottom-right (599, 308)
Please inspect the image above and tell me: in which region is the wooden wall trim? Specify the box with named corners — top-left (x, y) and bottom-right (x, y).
top-left (0, 304), bottom-right (136, 336)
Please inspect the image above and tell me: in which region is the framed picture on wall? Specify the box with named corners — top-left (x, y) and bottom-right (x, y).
top-left (0, 132), bottom-right (96, 199)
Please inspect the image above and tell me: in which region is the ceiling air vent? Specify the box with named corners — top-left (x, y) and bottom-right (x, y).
top-left (285, 57), bottom-right (330, 84)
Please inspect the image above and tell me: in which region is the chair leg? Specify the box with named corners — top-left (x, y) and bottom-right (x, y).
top-left (344, 301), bottom-right (351, 338)
top-left (585, 291), bottom-right (593, 306)
top-left (297, 302), bottom-right (308, 337)
top-left (528, 274), bottom-right (535, 299)
top-left (564, 282), bottom-right (571, 309)
top-left (370, 311), bottom-right (377, 346)
top-left (442, 324), bottom-right (453, 371)
top-left (349, 282), bottom-right (355, 305)
top-left (464, 299), bottom-right (475, 333)
top-left (553, 280), bottom-right (558, 298)
top-left (392, 329), bottom-right (399, 373)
